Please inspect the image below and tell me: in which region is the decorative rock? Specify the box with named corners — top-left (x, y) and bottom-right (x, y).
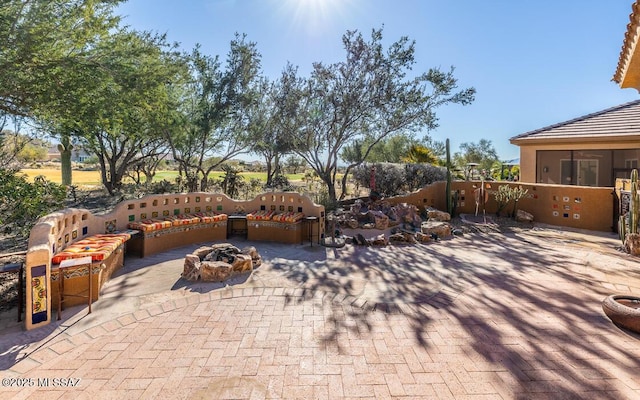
top-left (347, 219), bottom-right (359, 229)
top-left (452, 228), bottom-right (464, 237)
top-left (182, 242), bottom-right (262, 282)
top-left (516, 209), bottom-right (534, 223)
top-left (241, 246), bottom-right (258, 259)
top-left (211, 243), bottom-right (241, 253)
top-left (415, 232), bottom-right (432, 243)
top-left (242, 246), bottom-right (262, 268)
top-left (182, 254), bottom-right (201, 281)
top-left (200, 261), bottom-right (232, 282)
top-left (421, 221), bottom-right (452, 238)
top-left (362, 223), bottom-right (375, 229)
top-left (426, 208), bottom-right (451, 222)
top-left (389, 232), bottom-right (417, 244)
top-left (231, 254), bottom-right (253, 273)
top-left (370, 233), bottom-right (388, 246)
top-left (370, 210), bottom-right (389, 230)
top-left (393, 203), bottom-right (422, 228)
top-left (626, 233), bottom-right (640, 256)
top-left (192, 246), bottom-right (214, 259)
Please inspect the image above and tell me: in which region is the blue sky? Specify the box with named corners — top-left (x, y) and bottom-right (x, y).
top-left (117, 0), bottom-right (640, 160)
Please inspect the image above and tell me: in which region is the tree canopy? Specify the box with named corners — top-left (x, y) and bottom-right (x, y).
top-left (453, 139), bottom-right (499, 178)
top-left (168, 36), bottom-right (262, 191)
top-left (1, 3), bottom-right (483, 203)
top-left (0, 0), bottom-right (124, 117)
top-left (286, 27), bottom-right (475, 204)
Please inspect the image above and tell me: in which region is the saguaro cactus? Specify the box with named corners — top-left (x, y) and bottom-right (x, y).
top-left (58, 134), bottom-right (74, 186)
top-left (631, 169), bottom-right (639, 235)
top-left (446, 138), bottom-right (452, 216)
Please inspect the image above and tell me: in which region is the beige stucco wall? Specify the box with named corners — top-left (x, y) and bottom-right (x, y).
top-left (385, 180), bottom-right (614, 232)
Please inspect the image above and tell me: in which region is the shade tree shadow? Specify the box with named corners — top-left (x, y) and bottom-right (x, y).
top-left (272, 227), bottom-right (640, 397)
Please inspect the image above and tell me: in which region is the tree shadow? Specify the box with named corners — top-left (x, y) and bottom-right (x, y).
top-left (272, 228), bottom-right (640, 397)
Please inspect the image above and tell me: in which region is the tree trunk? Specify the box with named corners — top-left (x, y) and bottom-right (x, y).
top-left (339, 169), bottom-right (350, 201)
top-left (59, 135), bottom-right (73, 186)
top-left (265, 158), bottom-right (273, 187)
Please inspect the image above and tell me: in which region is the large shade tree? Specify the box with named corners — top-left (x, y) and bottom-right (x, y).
top-left (168, 35), bottom-right (262, 192)
top-left (1, 0), bottom-right (124, 184)
top-left (0, 0), bottom-right (123, 117)
top-left (44, 29), bottom-right (185, 195)
top-left (85, 31), bottom-right (184, 195)
top-left (287, 28), bottom-right (476, 203)
top-left (249, 65), bottom-right (302, 187)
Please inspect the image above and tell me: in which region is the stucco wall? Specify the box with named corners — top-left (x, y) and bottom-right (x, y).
top-left (385, 181), bottom-right (614, 232)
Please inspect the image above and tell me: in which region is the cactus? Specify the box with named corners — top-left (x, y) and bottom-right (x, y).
top-left (621, 169), bottom-right (640, 250)
top-left (58, 135), bottom-right (74, 186)
top-left (631, 169), bottom-right (639, 235)
top-left (446, 138), bottom-right (452, 216)
top-left (620, 214), bottom-right (627, 244)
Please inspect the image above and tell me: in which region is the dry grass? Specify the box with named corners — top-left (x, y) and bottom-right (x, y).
top-left (19, 169), bottom-right (308, 186)
top-left (20, 168), bottom-right (103, 186)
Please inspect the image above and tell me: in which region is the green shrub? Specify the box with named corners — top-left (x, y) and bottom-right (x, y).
top-left (352, 162), bottom-right (446, 197)
top-left (0, 169), bottom-right (66, 236)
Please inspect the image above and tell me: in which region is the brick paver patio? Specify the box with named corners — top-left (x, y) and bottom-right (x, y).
top-left (1, 226), bottom-right (640, 399)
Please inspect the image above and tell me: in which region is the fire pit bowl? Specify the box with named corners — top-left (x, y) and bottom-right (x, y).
top-left (602, 294), bottom-right (640, 333)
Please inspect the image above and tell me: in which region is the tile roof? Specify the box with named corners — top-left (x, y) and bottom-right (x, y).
top-left (510, 99), bottom-right (640, 143)
top-left (614, 0), bottom-right (640, 86)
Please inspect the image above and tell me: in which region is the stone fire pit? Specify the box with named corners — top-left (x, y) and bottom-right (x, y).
top-left (182, 243), bottom-right (262, 282)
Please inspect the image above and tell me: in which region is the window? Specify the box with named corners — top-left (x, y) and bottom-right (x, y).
top-left (561, 159), bottom-right (598, 187)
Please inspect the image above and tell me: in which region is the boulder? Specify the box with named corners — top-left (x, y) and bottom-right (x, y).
top-left (426, 208), bottom-right (451, 222)
top-left (241, 246), bottom-right (259, 259)
top-left (210, 243), bottom-right (241, 253)
top-left (231, 254), bottom-right (253, 273)
top-left (389, 231), bottom-right (417, 244)
top-left (370, 233), bottom-right (388, 246)
top-left (200, 261), bottom-right (233, 282)
top-left (347, 218), bottom-right (359, 229)
top-left (421, 221), bottom-right (452, 238)
top-left (242, 246), bottom-right (262, 268)
top-left (182, 254), bottom-right (201, 281)
top-left (369, 210), bottom-right (389, 230)
top-left (415, 232), bottom-right (432, 243)
top-left (516, 209), bottom-right (534, 223)
top-left (393, 203), bottom-right (422, 228)
top-left (626, 233), bottom-right (640, 256)
top-left (192, 246), bottom-right (214, 259)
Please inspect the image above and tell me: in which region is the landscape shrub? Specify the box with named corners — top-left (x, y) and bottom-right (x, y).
top-left (352, 162), bottom-right (446, 197)
top-left (0, 169), bottom-right (66, 236)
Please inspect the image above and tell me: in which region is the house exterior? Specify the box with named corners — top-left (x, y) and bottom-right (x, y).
top-left (46, 144), bottom-right (93, 162)
top-left (509, 100), bottom-right (640, 187)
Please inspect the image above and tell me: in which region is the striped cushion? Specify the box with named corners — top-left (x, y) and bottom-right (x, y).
top-left (52, 234), bottom-right (128, 264)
